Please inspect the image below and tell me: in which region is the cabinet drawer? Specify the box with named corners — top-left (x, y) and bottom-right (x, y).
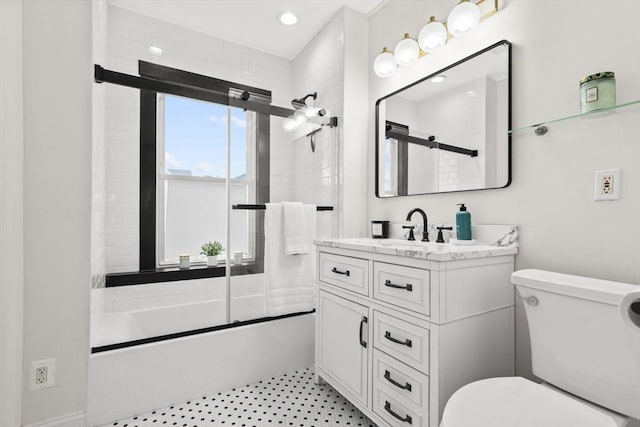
top-left (319, 253), bottom-right (369, 295)
top-left (373, 389), bottom-right (424, 427)
top-left (373, 262), bottom-right (430, 315)
top-left (373, 311), bottom-right (430, 373)
top-left (373, 349), bottom-right (429, 411)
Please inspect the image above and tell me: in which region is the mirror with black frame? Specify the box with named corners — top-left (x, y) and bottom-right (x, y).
top-left (375, 40), bottom-right (511, 197)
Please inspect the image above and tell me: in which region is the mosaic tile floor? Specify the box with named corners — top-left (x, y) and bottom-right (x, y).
top-left (104, 367), bottom-right (376, 427)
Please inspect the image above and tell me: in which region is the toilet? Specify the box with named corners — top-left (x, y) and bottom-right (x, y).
top-left (441, 269), bottom-right (640, 427)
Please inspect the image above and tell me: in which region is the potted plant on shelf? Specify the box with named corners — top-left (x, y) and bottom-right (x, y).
top-left (201, 241), bottom-right (224, 267)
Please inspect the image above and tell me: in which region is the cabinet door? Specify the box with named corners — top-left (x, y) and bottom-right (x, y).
top-left (317, 290), bottom-right (368, 406)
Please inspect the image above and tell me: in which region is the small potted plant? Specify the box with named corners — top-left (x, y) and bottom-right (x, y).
top-left (201, 241), bottom-right (224, 267)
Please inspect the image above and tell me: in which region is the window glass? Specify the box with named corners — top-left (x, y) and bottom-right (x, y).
top-left (158, 94), bottom-right (254, 265)
top-left (164, 95), bottom-right (227, 178)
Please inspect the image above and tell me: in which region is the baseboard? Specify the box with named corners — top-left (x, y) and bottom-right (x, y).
top-left (23, 411), bottom-right (86, 427)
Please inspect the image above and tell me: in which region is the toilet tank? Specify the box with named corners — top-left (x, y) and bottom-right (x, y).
top-left (512, 269), bottom-right (640, 419)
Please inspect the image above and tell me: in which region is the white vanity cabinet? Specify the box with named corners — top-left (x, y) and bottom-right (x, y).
top-left (314, 239), bottom-right (517, 427)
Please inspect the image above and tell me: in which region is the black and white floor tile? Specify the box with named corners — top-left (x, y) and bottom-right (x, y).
top-left (104, 368), bottom-right (377, 427)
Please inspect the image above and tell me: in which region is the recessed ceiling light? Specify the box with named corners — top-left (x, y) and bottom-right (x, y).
top-left (430, 74), bottom-right (446, 83)
top-left (278, 11), bottom-right (298, 26)
top-left (149, 46), bottom-right (163, 56)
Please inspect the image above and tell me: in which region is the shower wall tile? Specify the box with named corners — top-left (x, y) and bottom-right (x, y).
top-left (100, 6), bottom-right (294, 274)
top-left (292, 11), bottom-right (345, 240)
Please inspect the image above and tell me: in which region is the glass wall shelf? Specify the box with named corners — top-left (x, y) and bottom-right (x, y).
top-left (509, 99), bottom-right (640, 135)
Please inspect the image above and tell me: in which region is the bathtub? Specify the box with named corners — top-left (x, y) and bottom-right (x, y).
top-left (91, 299), bottom-right (227, 349)
top-left (88, 276), bottom-right (315, 426)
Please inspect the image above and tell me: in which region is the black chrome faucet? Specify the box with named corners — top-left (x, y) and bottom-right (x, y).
top-left (406, 208), bottom-right (429, 242)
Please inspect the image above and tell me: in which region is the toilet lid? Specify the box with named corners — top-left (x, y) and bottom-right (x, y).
top-left (440, 377), bottom-right (622, 427)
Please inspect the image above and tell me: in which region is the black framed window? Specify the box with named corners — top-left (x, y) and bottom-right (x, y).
top-left (138, 61), bottom-right (270, 275)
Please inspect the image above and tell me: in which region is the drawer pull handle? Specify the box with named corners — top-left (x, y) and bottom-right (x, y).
top-left (359, 316), bottom-right (368, 348)
top-left (384, 401), bottom-right (412, 424)
top-left (384, 279), bottom-right (413, 291)
top-left (331, 267), bottom-right (350, 277)
top-left (384, 370), bottom-right (412, 391)
top-left (384, 331), bottom-right (412, 348)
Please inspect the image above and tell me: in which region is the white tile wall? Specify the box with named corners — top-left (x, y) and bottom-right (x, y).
top-left (292, 11), bottom-right (345, 240)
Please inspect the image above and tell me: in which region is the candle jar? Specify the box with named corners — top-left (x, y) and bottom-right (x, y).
top-left (580, 72), bottom-right (616, 113)
top-left (371, 220), bottom-right (389, 238)
top-left (233, 251), bottom-right (244, 265)
top-left (179, 254), bottom-right (190, 269)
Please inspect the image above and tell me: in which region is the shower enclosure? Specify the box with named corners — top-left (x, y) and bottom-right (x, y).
top-left (91, 60), bottom-right (339, 349)
top-left (88, 4), bottom-right (344, 423)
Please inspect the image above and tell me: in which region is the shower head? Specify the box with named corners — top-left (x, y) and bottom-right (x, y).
top-left (291, 92), bottom-right (317, 110)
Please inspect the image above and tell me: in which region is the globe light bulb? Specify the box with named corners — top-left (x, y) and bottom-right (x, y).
top-left (394, 33), bottom-right (420, 66)
top-left (418, 16), bottom-right (447, 53)
top-left (447, 0), bottom-right (480, 37)
top-left (373, 47), bottom-right (397, 78)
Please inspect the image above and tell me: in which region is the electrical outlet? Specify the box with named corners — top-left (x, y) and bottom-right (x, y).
top-left (29, 359), bottom-right (56, 390)
top-left (594, 169), bottom-right (621, 201)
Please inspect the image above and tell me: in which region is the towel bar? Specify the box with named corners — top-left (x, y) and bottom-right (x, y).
top-left (232, 204), bottom-right (333, 211)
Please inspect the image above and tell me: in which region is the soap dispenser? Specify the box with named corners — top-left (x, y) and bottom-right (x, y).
top-left (456, 203), bottom-right (472, 240)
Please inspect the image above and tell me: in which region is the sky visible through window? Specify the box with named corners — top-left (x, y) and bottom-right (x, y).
top-left (164, 95), bottom-right (248, 179)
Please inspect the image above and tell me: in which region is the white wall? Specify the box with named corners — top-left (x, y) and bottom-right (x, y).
top-left (22, 0), bottom-right (92, 424)
top-left (0, 1), bottom-right (24, 425)
top-left (366, 0), bottom-right (640, 378)
top-left (342, 8), bottom-right (369, 238)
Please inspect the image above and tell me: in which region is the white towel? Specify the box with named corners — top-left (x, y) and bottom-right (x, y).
top-left (283, 201), bottom-right (310, 255)
top-left (264, 203), bottom-right (316, 316)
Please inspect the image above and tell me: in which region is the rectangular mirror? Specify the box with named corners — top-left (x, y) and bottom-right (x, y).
top-left (376, 40), bottom-right (511, 197)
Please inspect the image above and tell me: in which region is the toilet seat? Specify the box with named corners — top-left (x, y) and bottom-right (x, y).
top-left (440, 377), bottom-right (626, 427)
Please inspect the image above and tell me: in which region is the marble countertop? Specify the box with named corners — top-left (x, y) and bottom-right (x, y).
top-left (314, 238), bottom-right (518, 262)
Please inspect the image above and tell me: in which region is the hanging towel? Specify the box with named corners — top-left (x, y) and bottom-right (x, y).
top-left (283, 201), bottom-right (310, 255)
top-left (264, 202), bottom-right (317, 316)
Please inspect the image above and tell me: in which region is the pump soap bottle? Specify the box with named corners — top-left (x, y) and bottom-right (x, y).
top-left (456, 203), bottom-right (472, 241)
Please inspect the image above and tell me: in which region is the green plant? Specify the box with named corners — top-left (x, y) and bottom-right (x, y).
top-left (201, 240), bottom-right (224, 256)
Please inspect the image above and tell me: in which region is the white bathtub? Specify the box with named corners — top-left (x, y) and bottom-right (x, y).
top-left (90, 275), bottom-right (268, 348)
top-left (88, 276), bottom-right (315, 426)
top-left (88, 311), bottom-right (315, 426)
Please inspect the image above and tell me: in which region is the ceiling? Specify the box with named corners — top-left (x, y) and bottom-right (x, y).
top-left (109, 0), bottom-right (387, 60)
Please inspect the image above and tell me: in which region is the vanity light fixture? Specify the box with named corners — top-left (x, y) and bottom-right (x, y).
top-left (278, 11), bottom-right (298, 26)
top-left (430, 74), bottom-right (447, 83)
top-left (373, 0), bottom-right (499, 78)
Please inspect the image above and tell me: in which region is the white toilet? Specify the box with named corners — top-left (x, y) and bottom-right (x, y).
top-left (441, 269), bottom-right (640, 427)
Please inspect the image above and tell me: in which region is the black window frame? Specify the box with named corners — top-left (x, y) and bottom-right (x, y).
top-left (98, 61), bottom-right (288, 287)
